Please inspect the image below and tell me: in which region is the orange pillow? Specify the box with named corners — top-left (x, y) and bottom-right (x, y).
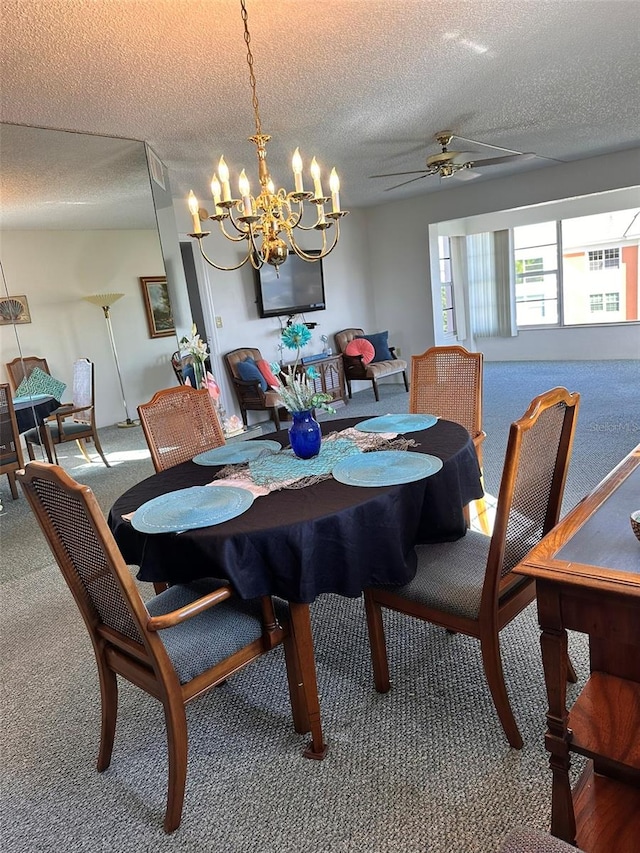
top-left (256, 358), bottom-right (280, 388)
top-left (345, 338), bottom-right (375, 364)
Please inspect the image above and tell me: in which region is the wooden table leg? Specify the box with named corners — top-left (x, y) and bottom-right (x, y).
top-left (288, 601), bottom-right (328, 759)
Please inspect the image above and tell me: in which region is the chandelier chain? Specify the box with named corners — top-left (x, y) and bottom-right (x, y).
top-left (241, 0), bottom-right (262, 137)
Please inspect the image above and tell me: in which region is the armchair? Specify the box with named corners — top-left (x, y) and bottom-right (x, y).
top-left (224, 347), bottom-right (283, 429)
top-left (23, 358), bottom-right (109, 467)
top-left (17, 461), bottom-right (308, 832)
top-left (334, 328), bottom-right (408, 402)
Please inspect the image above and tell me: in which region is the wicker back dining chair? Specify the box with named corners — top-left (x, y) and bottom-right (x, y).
top-left (364, 386), bottom-right (580, 749)
top-left (17, 461), bottom-right (308, 833)
top-left (0, 383), bottom-right (25, 499)
top-left (23, 357), bottom-right (110, 467)
top-left (5, 355), bottom-right (51, 394)
top-left (410, 345), bottom-right (487, 530)
top-left (138, 385), bottom-right (225, 473)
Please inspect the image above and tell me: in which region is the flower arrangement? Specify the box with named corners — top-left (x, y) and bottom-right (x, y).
top-left (271, 323), bottom-right (336, 414)
top-left (180, 323), bottom-right (209, 388)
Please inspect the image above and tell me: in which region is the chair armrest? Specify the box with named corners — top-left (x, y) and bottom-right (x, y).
top-left (342, 353), bottom-right (368, 378)
top-left (389, 346), bottom-right (397, 358)
top-left (53, 405), bottom-right (93, 427)
top-left (146, 585), bottom-right (234, 630)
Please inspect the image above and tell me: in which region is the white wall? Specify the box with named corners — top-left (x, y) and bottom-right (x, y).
top-left (1, 229), bottom-right (176, 426)
top-left (364, 147), bottom-right (640, 361)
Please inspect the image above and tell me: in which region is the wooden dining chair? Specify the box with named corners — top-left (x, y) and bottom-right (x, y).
top-left (0, 383), bottom-right (25, 499)
top-left (5, 355), bottom-right (51, 394)
top-left (410, 345), bottom-right (488, 531)
top-left (364, 386), bottom-right (580, 749)
top-left (23, 358), bottom-right (110, 467)
top-left (17, 461), bottom-right (309, 833)
top-left (138, 385), bottom-right (226, 473)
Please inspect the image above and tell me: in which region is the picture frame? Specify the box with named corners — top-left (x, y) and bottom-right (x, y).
top-left (139, 276), bottom-right (175, 338)
top-left (0, 294), bottom-right (31, 325)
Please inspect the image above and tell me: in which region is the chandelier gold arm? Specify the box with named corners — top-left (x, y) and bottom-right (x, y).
top-left (192, 234), bottom-right (253, 271)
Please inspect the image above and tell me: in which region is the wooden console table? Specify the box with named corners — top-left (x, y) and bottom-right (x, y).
top-left (516, 444), bottom-right (640, 852)
top-left (289, 354), bottom-right (346, 407)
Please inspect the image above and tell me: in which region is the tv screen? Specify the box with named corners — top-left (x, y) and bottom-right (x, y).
top-left (254, 251), bottom-right (326, 318)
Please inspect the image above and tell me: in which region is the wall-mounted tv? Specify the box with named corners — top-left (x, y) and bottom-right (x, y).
top-left (254, 250), bottom-right (326, 318)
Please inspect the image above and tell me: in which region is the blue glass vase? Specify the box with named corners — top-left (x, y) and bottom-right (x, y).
top-left (288, 410), bottom-right (322, 459)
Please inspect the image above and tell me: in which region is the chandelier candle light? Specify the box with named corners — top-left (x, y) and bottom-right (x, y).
top-left (187, 0), bottom-right (348, 273)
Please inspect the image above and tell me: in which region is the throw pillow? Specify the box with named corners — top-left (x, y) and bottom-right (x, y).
top-left (356, 331), bottom-right (393, 363)
top-left (14, 367), bottom-right (67, 400)
top-left (236, 358), bottom-right (268, 391)
top-left (344, 338), bottom-right (375, 364)
top-left (256, 358), bottom-right (280, 388)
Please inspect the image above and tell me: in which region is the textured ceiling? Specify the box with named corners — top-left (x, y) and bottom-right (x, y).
top-left (1, 0), bottom-right (639, 229)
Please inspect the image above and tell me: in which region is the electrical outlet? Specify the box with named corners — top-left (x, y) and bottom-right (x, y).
top-left (215, 316), bottom-right (223, 328)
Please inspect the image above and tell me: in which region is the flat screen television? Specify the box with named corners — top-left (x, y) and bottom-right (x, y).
top-left (254, 250), bottom-right (326, 318)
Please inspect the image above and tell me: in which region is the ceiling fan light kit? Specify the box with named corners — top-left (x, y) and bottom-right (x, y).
top-left (187, 0), bottom-right (348, 273)
top-left (370, 130), bottom-right (535, 191)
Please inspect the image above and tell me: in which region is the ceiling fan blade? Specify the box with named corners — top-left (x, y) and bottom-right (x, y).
top-left (383, 174), bottom-right (431, 191)
top-left (467, 152), bottom-right (536, 168)
top-left (452, 134), bottom-right (527, 155)
top-left (369, 170), bottom-right (429, 178)
top-left (451, 168), bottom-right (480, 181)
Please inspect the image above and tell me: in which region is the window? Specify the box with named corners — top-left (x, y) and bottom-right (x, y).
top-left (438, 235), bottom-right (456, 334)
top-left (589, 294), bottom-right (603, 312)
top-left (605, 292), bottom-right (620, 311)
top-left (514, 222), bottom-right (559, 326)
top-left (605, 248), bottom-right (620, 268)
top-left (589, 248), bottom-right (620, 271)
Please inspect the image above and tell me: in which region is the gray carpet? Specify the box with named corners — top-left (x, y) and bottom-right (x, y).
top-left (1, 360), bottom-right (638, 852)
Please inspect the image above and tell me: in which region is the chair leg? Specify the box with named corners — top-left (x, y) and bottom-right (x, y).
top-left (363, 590), bottom-right (391, 693)
top-left (567, 654), bottom-right (578, 684)
top-left (346, 378), bottom-right (352, 398)
top-left (372, 379), bottom-right (380, 403)
top-left (6, 470), bottom-right (19, 500)
top-left (283, 633), bottom-right (311, 734)
top-left (91, 431), bottom-right (111, 468)
top-left (26, 439), bottom-right (36, 461)
top-left (480, 630), bottom-right (523, 749)
top-left (272, 407), bottom-right (281, 431)
top-left (162, 698), bottom-right (188, 833)
top-left (96, 662), bottom-right (118, 772)
top-left (76, 438), bottom-right (93, 464)
top-left (402, 370), bottom-right (409, 392)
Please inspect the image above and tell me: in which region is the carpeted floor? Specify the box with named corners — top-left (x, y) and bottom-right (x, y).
top-left (1, 360), bottom-right (638, 852)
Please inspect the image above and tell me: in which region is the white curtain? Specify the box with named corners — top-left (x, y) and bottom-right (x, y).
top-left (466, 229), bottom-right (517, 338)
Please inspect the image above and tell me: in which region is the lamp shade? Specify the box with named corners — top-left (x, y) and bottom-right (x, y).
top-left (84, 293), bottom-right (125, 308)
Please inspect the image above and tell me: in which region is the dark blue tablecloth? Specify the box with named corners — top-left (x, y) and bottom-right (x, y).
top-left (108, 418), bottom-right (483, 603)
top-left (13, 396), bottom-right (60, 433)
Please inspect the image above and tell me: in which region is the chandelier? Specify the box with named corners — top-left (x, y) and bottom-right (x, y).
top-left (187, 0), bottom-right (348, 273)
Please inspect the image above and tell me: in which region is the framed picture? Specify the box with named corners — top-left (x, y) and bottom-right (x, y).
top-left (0, 294), bottom-right (31, 325)
top-left (139, 276), bottom-right (175, 338)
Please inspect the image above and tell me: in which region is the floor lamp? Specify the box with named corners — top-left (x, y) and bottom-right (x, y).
top-left (84, 293), bottom-right (139, 428)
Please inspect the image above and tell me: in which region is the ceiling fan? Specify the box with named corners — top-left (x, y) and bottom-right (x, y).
top-left (370, 131), bottom-right (536, 190)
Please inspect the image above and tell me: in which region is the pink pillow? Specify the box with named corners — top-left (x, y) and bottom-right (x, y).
top-left (345, 338), bottom-right (375, 364)
top-left (256, 358), bottom-right (280, 388)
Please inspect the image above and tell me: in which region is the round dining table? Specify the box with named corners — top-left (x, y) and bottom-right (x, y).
top-left (109, 416), bottom-right (483, 758)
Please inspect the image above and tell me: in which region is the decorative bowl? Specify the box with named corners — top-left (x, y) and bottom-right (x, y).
top-left (631, 510), bottom-right (640, 542)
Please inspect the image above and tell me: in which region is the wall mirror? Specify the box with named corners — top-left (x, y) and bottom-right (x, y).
top-left (0, 123), bottom-right (192, 471)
